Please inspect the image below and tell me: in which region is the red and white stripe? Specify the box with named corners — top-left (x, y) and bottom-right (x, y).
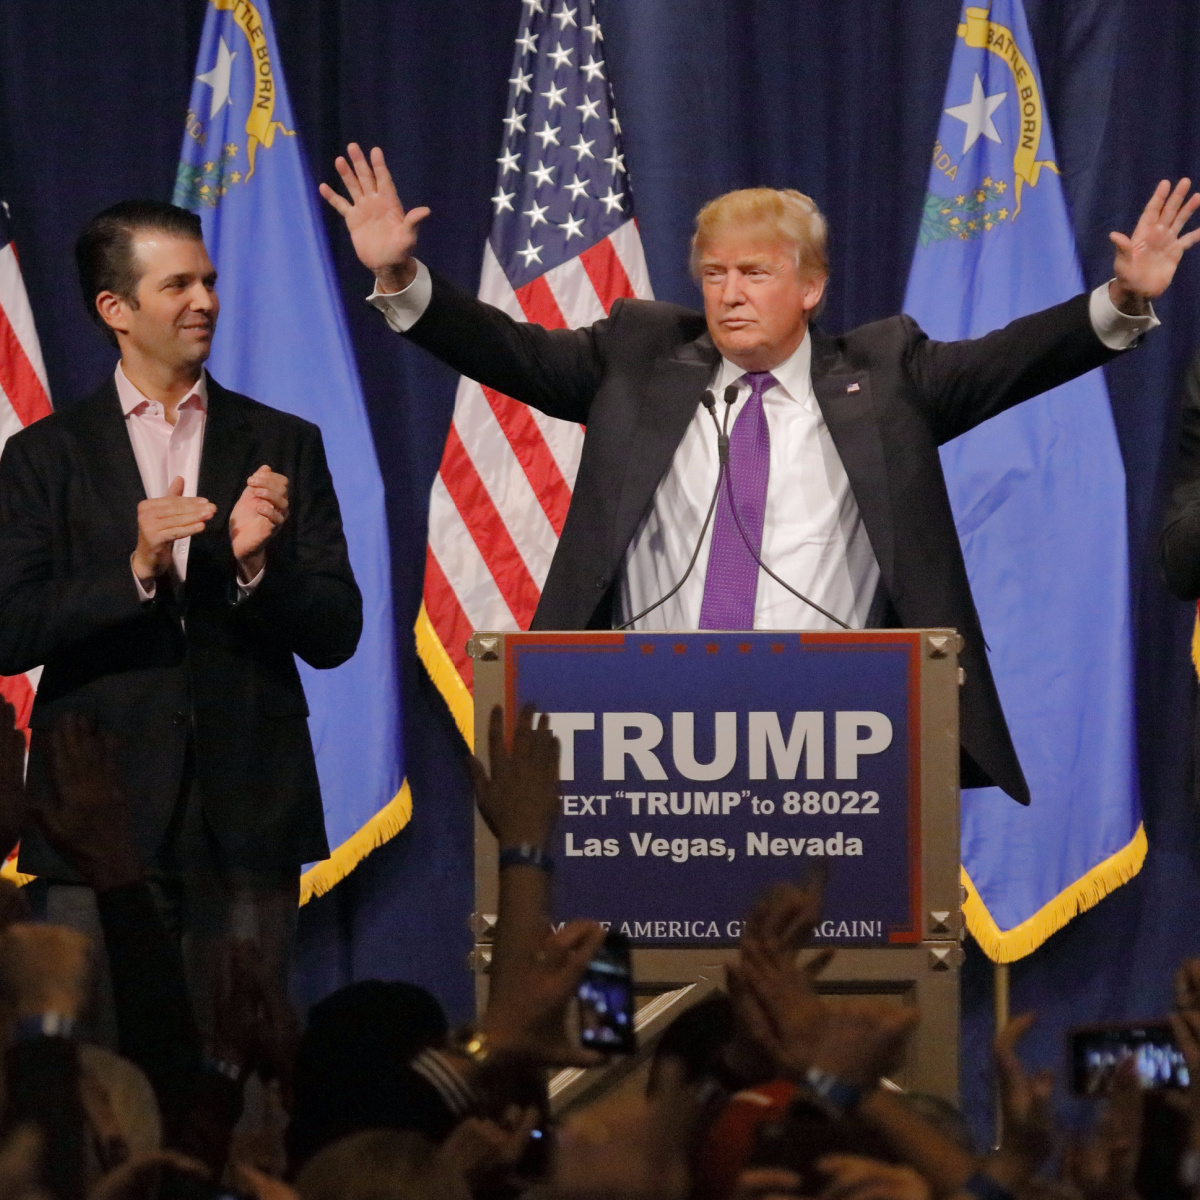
top-left (423, 218), bottom-right (652, 692)
top-left (0, 236), bottom-right (53, 732)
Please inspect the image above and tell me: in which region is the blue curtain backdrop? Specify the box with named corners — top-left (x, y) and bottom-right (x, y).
top-left (2, 0), bottom-right (1199, 1142)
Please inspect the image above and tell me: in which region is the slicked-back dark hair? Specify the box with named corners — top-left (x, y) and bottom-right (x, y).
top-left (75, 200), bottom-right (203, 346)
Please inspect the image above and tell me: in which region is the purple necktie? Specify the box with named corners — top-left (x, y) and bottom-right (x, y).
top-left (698, 371), bottom-right (776, 629)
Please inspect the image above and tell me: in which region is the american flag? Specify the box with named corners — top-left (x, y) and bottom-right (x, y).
top-left (415, 0), bottom-right (652, 740)
top-left (0, 196), bottom-right (52, 736)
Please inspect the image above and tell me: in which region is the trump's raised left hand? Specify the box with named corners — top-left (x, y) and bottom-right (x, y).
top-left (229, 464), bottom-right (289, 580)
top-left (1110, 178), bottom-right (1200, 311)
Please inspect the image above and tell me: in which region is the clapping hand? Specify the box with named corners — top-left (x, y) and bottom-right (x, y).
top-left (229, 465), bottom-right (288, 582)
top-left (1110, 178), bottom-right (1200, 310)
top-left (319, 144), bottom-right (430, 294)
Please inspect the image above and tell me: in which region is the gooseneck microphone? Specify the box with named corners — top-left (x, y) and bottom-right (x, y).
top-left (616, 389), bottom-right (729, 630)
top-left (714, 386), bottom-right (851, 630)
top-left (617, 381), bottom-right (851, 631)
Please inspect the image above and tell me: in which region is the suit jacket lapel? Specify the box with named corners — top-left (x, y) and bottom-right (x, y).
top-left (809, 329), bottom-right (896, 587)
top-left (611, 331), bottom-right (719, 562)
top-left (73, 380), bottom-right (146, 545)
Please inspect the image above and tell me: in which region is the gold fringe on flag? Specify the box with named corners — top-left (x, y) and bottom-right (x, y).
top-left (962, 822), bottom-right (1147, 963)
top-left (0, 784), bottom-right (414, 906)
top-left (299, 779), bottom-right (413, 905)
top-left (415, 602), bottom-right (474, 747)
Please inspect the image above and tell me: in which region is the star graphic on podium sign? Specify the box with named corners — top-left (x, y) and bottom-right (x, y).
top-left (944, 73), bottom-right (1007, 155)
top-left (196, 36), bottom-right (237, 119)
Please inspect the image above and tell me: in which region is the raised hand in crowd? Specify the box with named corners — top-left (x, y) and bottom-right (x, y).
top-left (34, 715), bottom-right (140, 894)
top-left (726, 878), bottom-right (835, 1081)
top-left (319, 143), bottom-right (430, 294)
top-left (985, 1013), bottom-right (1057, 1194)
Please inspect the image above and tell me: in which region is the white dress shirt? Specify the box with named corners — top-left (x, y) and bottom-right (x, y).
top-left (370, 267), bottom-right (1158, 630)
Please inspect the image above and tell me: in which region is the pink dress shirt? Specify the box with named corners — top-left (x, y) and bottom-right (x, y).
top-left (117, 364), bottom-right (264, 600)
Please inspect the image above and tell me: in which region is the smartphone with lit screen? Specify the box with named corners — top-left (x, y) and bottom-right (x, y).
top-left (1069, 1022), bottom-right (1190, 1095)
top-left (577, 930), bottom-right (636, 1053)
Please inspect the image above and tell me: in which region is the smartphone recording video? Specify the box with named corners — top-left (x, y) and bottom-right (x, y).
top-left (577, 930), bottom-right (636, 1053)
top-left (1070, 1023), bottom-right (1190, 1095)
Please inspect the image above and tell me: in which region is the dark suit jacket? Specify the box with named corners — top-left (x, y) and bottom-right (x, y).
top-left (1160, 351), bottom-right (1200, 806)
top-left (406, 273), bottom-right (1120, 805)
top-left (0, 376), bottom-right (363, 875)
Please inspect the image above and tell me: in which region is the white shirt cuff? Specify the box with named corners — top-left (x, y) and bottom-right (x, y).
top-left (1089, 280), bottom-right (1160, 350)
top-left (236, 565), bottom-right (265, 600)
top-left (366, 260), bottom-right (432, 333)
top-left (132, 563), bottom-right (156, 602)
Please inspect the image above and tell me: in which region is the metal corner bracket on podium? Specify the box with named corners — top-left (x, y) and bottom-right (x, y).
top-left (468, 628), bottom-right (964, 1111)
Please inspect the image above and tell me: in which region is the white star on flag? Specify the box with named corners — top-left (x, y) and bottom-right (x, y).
top-left (491, 188), bottom-right (515, 213)
top-left (576, 96), bottom-right (600, 123)
top-left (541, 82), bottom-right (566, 109)
top-left (510, 67), bottom-right (533, 94)
top-left (502, 110), bottom-right (527, 135)
top-left (497, 148), bottom-right (521, 175)
top-left (944, 73), bottom-right (1007, 155)
top-left (547, 43), bottom-right (573, 68)
top-left (559, 213), bottom-right (585, 240)
top-left (581, 56), bottom-right (604, 82)
top-left (552, 4), bottom-right (578, 28)
top-left (196, 36), bottom-right (236, 118)
top-left (516, 239), bottom-right (543, 266)
top-left (530, 160), bottom-right (556, 187)
top-left (516, 31), bottom-right (538, 56)
top-left (604, 149), bottom-right (625, 175)
top-left (534, 121), bottom-right (561, 148)
top-left (524, 200), bottom-right (549, 227)
top-left (599, 186), bottom-right (624, 213)
top-left (571, 134), bottom-right (594, 160)
top-left (584, 17), bottom-right (602, 40)
top-left (565, 173), bottom-right (590, 200)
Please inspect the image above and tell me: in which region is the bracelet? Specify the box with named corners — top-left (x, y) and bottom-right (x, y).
top-left (961, 1172), bottom-right (1014, 1200)
top-left (452, 1026), bottom-right (494, 1066)
top-left (803, 1065), bottom-right (863, 1115)
top-left (11, 1012), bottom-right (75, 1043)
top-left (499, 844), bottom-right (553, 874)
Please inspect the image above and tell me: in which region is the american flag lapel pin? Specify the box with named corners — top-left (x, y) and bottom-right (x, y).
top-left (846, 382), bottom-right (860, 393)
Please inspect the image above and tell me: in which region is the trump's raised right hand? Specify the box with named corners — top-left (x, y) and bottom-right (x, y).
top-left (131, 475), bottom-right (215, 585)
top-left (319, 143), bottom-right (430, 294)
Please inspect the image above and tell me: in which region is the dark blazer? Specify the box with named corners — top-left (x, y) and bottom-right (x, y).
top-left (0, 376), bottom-right (363, 875)
top-left (406, 273), bottom-right (1120, 805)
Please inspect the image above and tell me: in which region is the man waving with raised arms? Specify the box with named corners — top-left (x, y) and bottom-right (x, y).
top-left (322, 143), bottom-right (1198, 806)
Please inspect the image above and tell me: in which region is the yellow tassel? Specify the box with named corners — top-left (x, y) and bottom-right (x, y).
top-left (415, 602), bottom-right (474, 746)
top-left (298, 779), bottom-right (414, 906)
top-left (963, 823), bottom-right (1148, 963)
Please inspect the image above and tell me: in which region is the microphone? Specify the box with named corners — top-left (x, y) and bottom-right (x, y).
top-left (618, 381), bottom-right (852, 631)
top-left (718, 393), bottom-right (851, 629)
top-left (616, 390), bottom-right (728, 630)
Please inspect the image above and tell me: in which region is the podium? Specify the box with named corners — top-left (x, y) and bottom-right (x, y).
top-left (468, 629), bottom-right (964, 1108)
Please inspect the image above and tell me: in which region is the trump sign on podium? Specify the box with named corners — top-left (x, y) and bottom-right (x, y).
top-left (470, 630), bottom-right (964, 949)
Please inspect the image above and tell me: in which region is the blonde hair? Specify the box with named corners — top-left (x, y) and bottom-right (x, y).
top-left (690, 188), bottom-right (829, 281)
